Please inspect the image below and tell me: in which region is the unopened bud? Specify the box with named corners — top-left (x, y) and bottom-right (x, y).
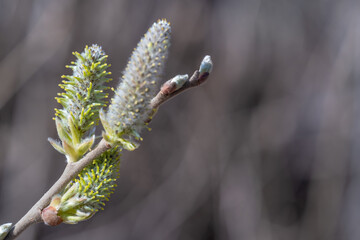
top-left (0, 223), bottom-right (12, 240)
top-left (161, 74), bottom-right (188, 95)
top-left (41, 195), bottom-right (63, 226)
top-left (41, 206), bottom-right (63, 226)
top-left (170, 74), bottom-right (188, 90)
top-left (199, 55), bottom-right (213, 74)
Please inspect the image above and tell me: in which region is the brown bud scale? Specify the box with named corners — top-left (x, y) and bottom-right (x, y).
top-left (41, 206), bottom-right (63, 226)
top-left (160, 81), bottom-right (176, 95)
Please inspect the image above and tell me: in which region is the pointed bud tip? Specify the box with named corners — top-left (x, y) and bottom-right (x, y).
top-left (199, 55), bottom-right (213, 74)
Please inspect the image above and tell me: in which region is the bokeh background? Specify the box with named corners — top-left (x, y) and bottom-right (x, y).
top-left (0, 0), bottom-right (359, 239)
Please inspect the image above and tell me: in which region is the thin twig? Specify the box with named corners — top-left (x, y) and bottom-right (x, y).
top-left (150, 70), bottom-right (209, 109)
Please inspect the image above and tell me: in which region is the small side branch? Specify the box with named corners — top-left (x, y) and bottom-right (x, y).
top-left (150, 55), bottom-right (212, 109)
top-left (150, 70), bottom-right (210, 109)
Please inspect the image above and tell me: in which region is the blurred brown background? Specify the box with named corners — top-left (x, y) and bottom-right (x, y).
top-left (0, 0), bottom-right (359, 239)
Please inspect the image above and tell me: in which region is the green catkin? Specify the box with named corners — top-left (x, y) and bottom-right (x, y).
top-left (50, 44), bottom-right (112, 162)
top-left (57, 147), bottom-right (121, 224)
top-left (57, 44), bottom-right (111, 135)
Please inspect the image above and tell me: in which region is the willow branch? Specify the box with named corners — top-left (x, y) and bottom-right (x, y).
top-left (5, 57), bottom-right (212, 240)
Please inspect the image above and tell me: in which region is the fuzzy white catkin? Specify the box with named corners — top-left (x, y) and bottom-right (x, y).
top-left (104, 19), bottom-right (171, 139)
